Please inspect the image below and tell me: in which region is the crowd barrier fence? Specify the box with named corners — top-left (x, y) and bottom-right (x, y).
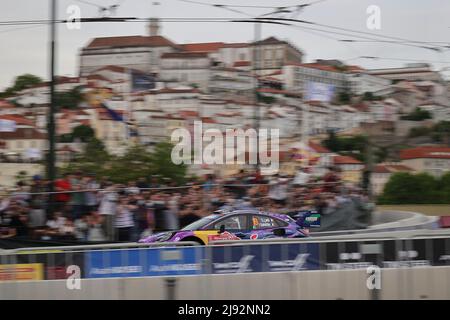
top-left (1, 230), bottom-right (450, 299)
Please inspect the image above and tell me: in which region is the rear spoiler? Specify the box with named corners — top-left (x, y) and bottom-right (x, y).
top-left (294, 210), bottom-right (321, 228)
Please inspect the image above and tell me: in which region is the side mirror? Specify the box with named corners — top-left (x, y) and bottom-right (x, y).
top-left (219, 225), bottom-right (225, 234)
top-left (273, 228), bottom-right (286, 237)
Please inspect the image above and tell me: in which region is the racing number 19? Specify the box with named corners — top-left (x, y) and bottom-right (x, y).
top-left (222, 305), bottom-right (271, 316)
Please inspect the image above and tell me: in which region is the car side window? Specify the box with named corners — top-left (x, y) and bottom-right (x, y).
top-left (251, 215), bottom-right (288, 229)
top-left (212, 215), bottom-right (248, 231)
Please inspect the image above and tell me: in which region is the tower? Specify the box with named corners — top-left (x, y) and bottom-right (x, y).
top-left (148, 18), bottom-right (160, 37)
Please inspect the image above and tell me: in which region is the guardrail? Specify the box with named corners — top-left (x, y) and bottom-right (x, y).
top-left (1, 229), bottom-right (450, 299)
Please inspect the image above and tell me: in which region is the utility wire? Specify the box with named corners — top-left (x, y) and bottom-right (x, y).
top-left (0, 24), bottom-right (46, 35)
top-left (0, 15), bottom-right (448, 52)
top-left (259, 17), bottom-right (447, 51)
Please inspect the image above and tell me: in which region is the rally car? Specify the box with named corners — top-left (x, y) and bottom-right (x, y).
top-left (138, 209), bottom-right (320, 245)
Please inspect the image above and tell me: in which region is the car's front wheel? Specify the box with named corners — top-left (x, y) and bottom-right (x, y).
top-left (181, 237), bottom-right (205, 246)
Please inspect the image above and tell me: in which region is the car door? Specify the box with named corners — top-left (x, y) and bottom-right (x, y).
top-left (248, 214), bottom-right (292, 239)
top-left (209, 214), bottom-right (250, 233)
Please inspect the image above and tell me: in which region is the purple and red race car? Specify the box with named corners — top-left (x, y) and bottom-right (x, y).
top-left (139, 209), bottom-right (320, 245)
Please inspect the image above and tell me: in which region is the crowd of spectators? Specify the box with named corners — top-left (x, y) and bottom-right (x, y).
top-left (0, 166), bottom-right (370, 243)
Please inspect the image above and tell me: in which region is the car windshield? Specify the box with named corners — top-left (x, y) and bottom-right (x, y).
top-left (181, 214), bottom-right (221, 231)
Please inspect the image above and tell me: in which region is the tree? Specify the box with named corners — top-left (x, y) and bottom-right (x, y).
top-left (378, 172), bottom-right (441, 204)
top-left (257, 92), bottom-right (276, 104)
top-left (323, 131), bottom-right (341, 152)
top-left (72, 125), bottom-right (94, 142)
top-left (434, 121), bottom-right (450, 146)
top-left (408, 126), bottom-right (431, 138)
top-left (62, 138), bottom-right (111, 177)
top-left (400, 107), bottom-right (432, 121)
top-left (437, 172), bottom-right (450, 203)
top-left (337, 90), bottom-right (351, 104)
top-left (105, 144), bottom-right (154, 184)
top-left (323, 132), bottom-right (368, 161)
top-left (61, 140), bottom-right (188, 184)
top-left (0, 74), bottom-right (43, 97)
top-left (363, 92), bottom-right (374, 101)
top-left (12, 74), bottom-right (43, 92)
top-left (54, 86), bottom-right (85, 109)
top-left (57, 125), bottom-right (94, 143)
top-left (149, 141), bottom-right (187, 185)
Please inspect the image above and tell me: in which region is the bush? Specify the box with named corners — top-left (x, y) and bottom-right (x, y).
top-left (400, 107), bottom-right (432, 121)
top-left (408, 126), bottom-right (431, 138)
top-left (378, 172), bottom-right (449, 204)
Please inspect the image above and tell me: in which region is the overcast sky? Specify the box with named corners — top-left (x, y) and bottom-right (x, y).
top-left (1, 0), bottom-right (450, 90)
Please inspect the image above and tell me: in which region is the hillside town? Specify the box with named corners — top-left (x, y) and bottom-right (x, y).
top-left (1, 18), bottom-right (450, 197)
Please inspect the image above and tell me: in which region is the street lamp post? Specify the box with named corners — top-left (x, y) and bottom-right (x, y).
top-left (253, 22), bottom-right (261, 173)
top-left (47, 0), bottom-right (57, 215)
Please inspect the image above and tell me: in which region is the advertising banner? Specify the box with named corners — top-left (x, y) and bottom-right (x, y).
top-left (304, 81), bottom-right (335, 102)
top-left (209, 243), bottom-right (320, 274)
top-left (14, 251), bottom-right (85, 280)
top-left (85, 247), bottom-right (204, 278)
top-left (320, 237), bottom-right (450, 269)
top-left (0, 263), bottom-right (44, 281)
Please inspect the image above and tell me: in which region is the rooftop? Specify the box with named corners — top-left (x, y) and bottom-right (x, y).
top-left (85, 35), bottom-right (179, 49)
top-left (400, 146), bottom-right (450, 160)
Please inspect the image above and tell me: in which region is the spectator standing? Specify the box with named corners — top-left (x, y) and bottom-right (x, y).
top-left (87, 211), bottom-right (105, 242)
top-left (84, 174), bottom-right (100, 213)
top-left (115, 197), bottom-right (136, 241)
top-left (98, 184), bottom-right (118, 241)
top-left (74, 215), bottom-right (89, 241)
top-left (70, 172), bottom-right (86, 220)
top-left (268, 174), bottom-right (288, 206)
top-left (54, 173), bottom-right (72, 213)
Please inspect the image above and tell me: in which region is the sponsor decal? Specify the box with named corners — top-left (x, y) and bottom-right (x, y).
top-left (85, 247), bottom-right (204, 278)
top-left (213, 255), bottom-right (255, 274)
top-left (208, 231), bottom-right (240, 242)
top-left (268, 253), bottom-right (310, 271)
top-left (0, 263), bottom-right (44, 281)
top-left (250, 234), bottom-right (258, 240)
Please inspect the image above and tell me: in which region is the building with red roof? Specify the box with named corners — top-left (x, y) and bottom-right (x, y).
top-left (400, 146), bottom-right (450, 177)
top-left (332, 155), bottom-right (364, 184)
top-left (372, 163), bottom-right (414, 195)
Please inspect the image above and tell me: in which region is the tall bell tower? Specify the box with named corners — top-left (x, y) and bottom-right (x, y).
top-left (148, 17), bottom-right (160, 37)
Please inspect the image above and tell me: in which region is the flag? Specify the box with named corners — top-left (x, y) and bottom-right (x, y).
top-left (0, 119), bottom-right (16, 132)
top-left (100, 101), bottom-right (124, 122)
top-left (305, 81), bottom-right (335, 102)
top-left (131, 70), bottom-right (155, 92)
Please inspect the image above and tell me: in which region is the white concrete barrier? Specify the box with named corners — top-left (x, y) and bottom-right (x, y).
top-left (2, 267), bottom-right (449, 300)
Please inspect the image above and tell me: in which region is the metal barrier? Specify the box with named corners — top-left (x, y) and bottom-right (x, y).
top-left (1, 230), bottom-right (450, 299)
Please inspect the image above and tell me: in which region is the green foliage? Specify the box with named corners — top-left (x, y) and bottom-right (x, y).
top-left (57, 125), bottom-right (94, 143)
top-left (256, 92), bottom-right (276, 104)
top-left (438, 172), bottom-right (450, 203)
top-left (374, 147), bottom-right (389, 163)
top-left (62, 138), bottom-right (111, 177)
top-left (408, 126), bottom-right (431, 138)
top-left (363, 92), bottom-right (374, 101)
top-left (337, 91), bottom-right (351, 104)
top-left (400, 107), bottom-right (432, 121)
top-left (72, 125), bottom-right (94, 142)
top-left (323, 132), bottom-right (368, 161)
top-left (378, 172), bottom-right (450, 204)
top-left (0, 74), bottom-right (43, 97)
top-left (149, 141), bottom-right (187, 185)
top-left (54, 86), bottom-right (84, 109)
top-left (406, 121), bottom-right (450, 144)
top-left (61, 140), bottom-right (187, 185)
top-left (323, 131), bottom-right (340, 151)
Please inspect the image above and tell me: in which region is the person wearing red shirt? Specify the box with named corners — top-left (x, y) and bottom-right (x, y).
top-left (54, 173), bottom-right (72, 214)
